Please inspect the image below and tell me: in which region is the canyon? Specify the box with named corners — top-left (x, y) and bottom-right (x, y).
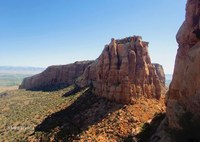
top-left (17, 0), bottom-right (200, 141)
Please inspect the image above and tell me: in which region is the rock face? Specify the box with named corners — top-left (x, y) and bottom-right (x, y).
top-left (76, 36), bottom-right (166, 104)
top-left (166, 0), bottom-right (200, 128)
top-left (20, 36), bottom-right (166, 104)
top-left (153, 63), bottom-right (165, 85)
top-left (19, 61), bottom-right (93, 90)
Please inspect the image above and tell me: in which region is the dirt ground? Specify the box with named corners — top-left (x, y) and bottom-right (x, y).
top-left (0, 86), bottom-right (18, 93)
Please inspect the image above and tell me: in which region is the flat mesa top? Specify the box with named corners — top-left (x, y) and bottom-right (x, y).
top-left (110, 36), bottom-right (149, 47)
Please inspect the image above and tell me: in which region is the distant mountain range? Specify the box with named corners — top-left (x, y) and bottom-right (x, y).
top-left (0, 66), bottom-right (45, 74)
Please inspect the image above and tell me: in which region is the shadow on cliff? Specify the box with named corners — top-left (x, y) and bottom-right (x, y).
top-left (34, 87), bottom-right (124, 141)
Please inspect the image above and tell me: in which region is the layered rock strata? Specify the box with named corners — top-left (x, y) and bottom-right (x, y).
top-left (76, 36), bottom-right (166, 104)
top-left (19, 61), bottom-right (93, 90)
top-left (166, 0), bottom-right (200, 128)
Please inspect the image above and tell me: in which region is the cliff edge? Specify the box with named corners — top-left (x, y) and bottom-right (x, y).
top-left (19, 61), bottom-right (93, 90)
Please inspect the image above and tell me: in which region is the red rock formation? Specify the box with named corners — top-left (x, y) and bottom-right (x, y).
top-left (153, 63), bottom-right (165, 86)
top-left (19, 61), bottom-right (93, 90)
top-left (166, 0), bottom-right (200, 128)
top-left (76, 36), bottom-right (166, 104)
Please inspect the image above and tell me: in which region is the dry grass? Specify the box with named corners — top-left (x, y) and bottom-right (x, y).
top-left (31, 90), bottom-right (165, 142)
top-left (0, 86), bottom-right (18, 93)
top-left (0, 85), bottom-right (83, 142)
top-left (0, 86), bottom-right (165, 142)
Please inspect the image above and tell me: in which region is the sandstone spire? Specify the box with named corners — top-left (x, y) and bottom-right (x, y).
top-left (76, 36), bottom-right (166, 104)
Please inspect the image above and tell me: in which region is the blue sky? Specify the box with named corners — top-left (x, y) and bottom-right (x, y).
top-left (0, 0), bottom-right (186, 74)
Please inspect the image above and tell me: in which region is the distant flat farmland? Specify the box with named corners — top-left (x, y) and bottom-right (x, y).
top-left (0, 86), bottom-right (18, 93)
top-left (0, 74), bottom-right (33, 87)
top-left (0, 66), bottom-right (45, 92)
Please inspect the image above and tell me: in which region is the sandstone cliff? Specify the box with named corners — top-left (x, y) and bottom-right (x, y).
top-left (150, 1), bottom-right (200, 141)
top-left (166, 0), bottom-right (200, 129)
top-left (153, 63), bottom-right (165, 85)
top-left (76, 36), bottom-right (166, 104)
top-left (19, 61), bottom-right (93, 90)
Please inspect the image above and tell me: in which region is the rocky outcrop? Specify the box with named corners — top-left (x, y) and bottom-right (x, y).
top-left (153, 64), bottom-right (165, 85)
top-left (76, 36), bottom-right (166, 104)
top-left (166, 0), bottom-right (200, 129)
top-left (19, 61), bottom-right (93, 90)
top-left (19, 36), bottom-right (165, 104)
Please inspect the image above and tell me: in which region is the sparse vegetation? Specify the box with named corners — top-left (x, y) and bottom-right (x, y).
top-left (0, 86), bottom-right (18, 93)
top-left (0, 85), bottom-right (83, 142)
top-left (0, 84), bottom-right (165, 142)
